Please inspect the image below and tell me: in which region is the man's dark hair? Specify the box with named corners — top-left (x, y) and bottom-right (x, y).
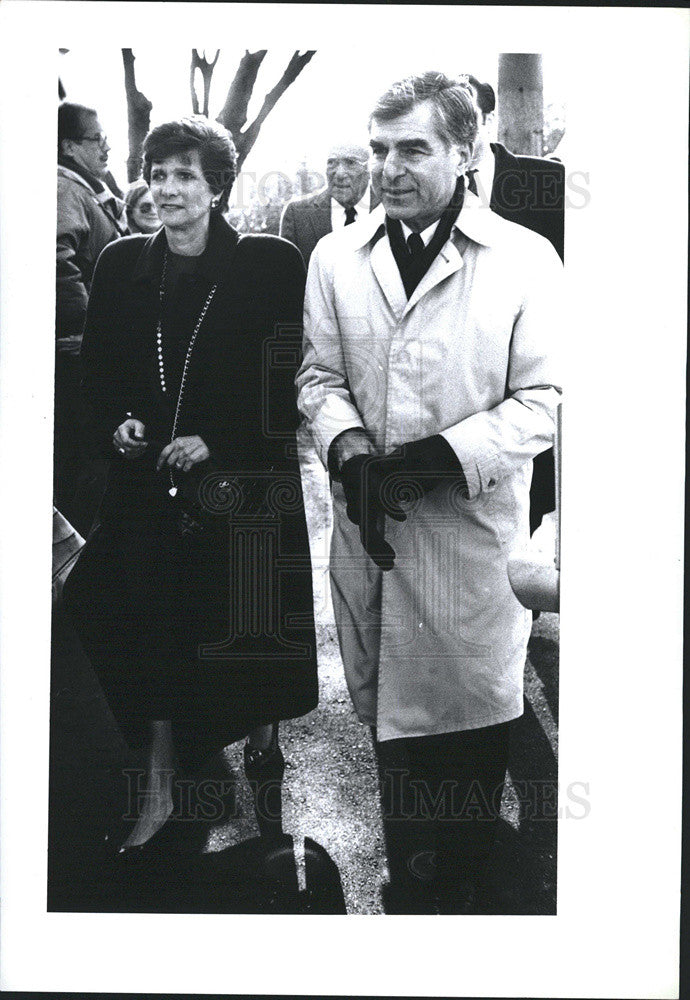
top-left (466, 75), bottom-right (496, 118)
top-left (57, 101), bottom-right (98, 155)
top-left (143, 116), bottom-right (237, 214)
top-left (370, 71), bottom-right (478, 149)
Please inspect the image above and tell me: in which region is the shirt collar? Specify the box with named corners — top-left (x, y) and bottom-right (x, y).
top-left (400, 217), bottom-right (439, 246)
top-left (351, 189), bottom-right (499, 252)
top-left (331, 185), bottom-right (372, 225)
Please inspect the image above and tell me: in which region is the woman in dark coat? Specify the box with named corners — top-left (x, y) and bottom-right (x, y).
top-left (63, 116), bottom-right (318, 856)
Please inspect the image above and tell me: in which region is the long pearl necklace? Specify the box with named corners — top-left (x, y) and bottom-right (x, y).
top-left (156, 248), bottom-right (218, 496)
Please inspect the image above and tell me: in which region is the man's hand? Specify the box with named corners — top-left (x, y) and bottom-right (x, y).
top-left (340, 453), bottom-right (406, 571)
top-left (338, 436), bottom-right (467, 570)
top-left (113, 418), bottom-right (148, 459)
top-left (156, 435), bottom-right (210, 474)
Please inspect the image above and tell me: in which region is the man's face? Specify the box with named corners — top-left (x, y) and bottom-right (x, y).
top-left (369, 100), bottom-right (470, 231)
top-left (64, 115), bottom-right (110, 179)
top-left (326, 143), bottom-right (370, 208)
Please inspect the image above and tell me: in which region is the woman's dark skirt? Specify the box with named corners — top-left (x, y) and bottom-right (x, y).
top-left (63, 466), bottom-right (318, 767)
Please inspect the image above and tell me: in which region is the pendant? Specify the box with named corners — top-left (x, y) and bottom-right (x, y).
top-left (169, 486), bottom-right (178, 497)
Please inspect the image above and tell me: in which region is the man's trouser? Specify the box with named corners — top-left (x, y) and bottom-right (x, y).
top-left (373, 721), bottom-right (510, 911)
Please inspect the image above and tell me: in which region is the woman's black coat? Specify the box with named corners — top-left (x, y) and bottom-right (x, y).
top-left (64, 216), bottom-right (318, 762)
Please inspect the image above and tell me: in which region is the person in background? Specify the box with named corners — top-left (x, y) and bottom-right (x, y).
top-left (63, 116), bottom-right (318, 861)
top-left (124, 178), bottom-right (161, 234)
top-left (297, 72), bottom-right (561, 913)
top-left (55, 101), bottom-right (129, 537)
top-left (463, 73), bottom-right (564, 533)
top-left (280, 140), bottom-right (378, 266)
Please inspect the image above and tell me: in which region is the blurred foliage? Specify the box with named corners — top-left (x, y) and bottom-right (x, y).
top-left (227, 162), bottom-right (324, 234)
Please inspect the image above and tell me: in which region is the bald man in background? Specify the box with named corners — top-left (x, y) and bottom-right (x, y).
top-left (280, 141), bottom-right (379, 265)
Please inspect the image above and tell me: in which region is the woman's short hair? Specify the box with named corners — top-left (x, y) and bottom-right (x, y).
top-left (124, 178), bottom-right (149, 211)
top-left (142, 116), bottom-right (237, 214)
top-left (369, 71), bottom-right (478, 150)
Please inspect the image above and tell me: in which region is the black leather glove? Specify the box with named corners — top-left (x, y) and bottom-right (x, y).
top-left (383, 435), bottom-right (467, 500)
top-left (339, 453), bottom-right (404, 571)
top-left (339, 435), bottom-right (466, 571)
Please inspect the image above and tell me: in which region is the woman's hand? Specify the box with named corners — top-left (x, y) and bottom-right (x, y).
top-left (113, 418), bottom-right (148, 459)
top-left (156, 436), bottom-right (210, 474)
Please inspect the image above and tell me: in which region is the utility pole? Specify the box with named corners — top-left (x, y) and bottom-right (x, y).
top-left (498, 53), bottom-right (543, 156)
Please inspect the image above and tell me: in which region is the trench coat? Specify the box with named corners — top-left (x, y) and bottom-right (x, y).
top-left (64, 215), bottom-right (318, 761)
top-left (297, 192), bottom-right (561, 741)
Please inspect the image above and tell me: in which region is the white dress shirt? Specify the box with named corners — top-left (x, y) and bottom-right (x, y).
top-left (400, 218), bottom-right (440, 246)
top-left (330, 187), bottom-right (371, 230)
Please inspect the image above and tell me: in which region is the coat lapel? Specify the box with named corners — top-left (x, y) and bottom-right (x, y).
top-left (402, 237), bottom-right (465, 319)
top-left (370, 232), bottom-right (407, 320)
top-left (128, 216), bottom-right (242, 357)
top-left (307, 189), bottom-right (332, 244)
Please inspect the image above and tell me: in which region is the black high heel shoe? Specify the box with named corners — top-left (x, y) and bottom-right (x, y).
top-left (109, 774), bottom-right (210, 863)
top-left (244, 730), bottom-right (286, 841)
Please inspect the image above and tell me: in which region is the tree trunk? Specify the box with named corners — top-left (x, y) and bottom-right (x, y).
top-left (190, 49), bottom-right (220, 117)
top-left (122, 48), bottom-right (153, 183)
top-left (217, 50), bottom-right (316, 170)
top-left (497, 53), bottom-right (543, 156)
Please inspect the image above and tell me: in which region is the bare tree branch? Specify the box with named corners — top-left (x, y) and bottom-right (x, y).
top-left (190, 52), bottom-right (200, 115)
top-left (216, 49), bottom-right (267, 138)
top-left (122, 48), bottom-right (153, 183)
top-left (233, 50), bottom-right (316, 169)
top-left (190, 48), bottom-right (220, 117)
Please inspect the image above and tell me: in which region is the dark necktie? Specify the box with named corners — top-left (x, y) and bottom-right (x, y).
top-left (407, 232), bottom-right (425, 258)
top-left (466, 169), bottom-right (478, 196)
top-left (344, 205), bottom-right (357, 225)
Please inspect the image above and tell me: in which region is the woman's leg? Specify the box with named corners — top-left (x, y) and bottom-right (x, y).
top-left (244, 722), bottom-right (285, 839)
top-left (120, 719), bottom-right (175, 849)
top-left (246, 723), bottom-right (277, 751)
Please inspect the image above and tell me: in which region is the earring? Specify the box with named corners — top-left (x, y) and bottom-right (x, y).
top-left (211, 197), bottom-right (220, 208)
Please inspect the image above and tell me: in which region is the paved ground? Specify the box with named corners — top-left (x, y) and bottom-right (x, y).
top-left (48, 435), bottom-right (558, 914)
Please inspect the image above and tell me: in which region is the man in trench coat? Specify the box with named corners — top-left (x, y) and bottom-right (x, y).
top-left (297, 72), bottom-right (561, 912)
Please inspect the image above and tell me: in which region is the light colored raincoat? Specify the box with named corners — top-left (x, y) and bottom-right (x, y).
top-left (297, 192), bottom-right (562, 741)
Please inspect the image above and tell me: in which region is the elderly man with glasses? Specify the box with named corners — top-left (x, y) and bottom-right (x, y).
top-left (55, 101), bottom-right (129, 536)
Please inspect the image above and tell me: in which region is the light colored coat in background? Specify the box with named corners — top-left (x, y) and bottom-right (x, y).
top-left (297, 192), bottom-right (562, 742)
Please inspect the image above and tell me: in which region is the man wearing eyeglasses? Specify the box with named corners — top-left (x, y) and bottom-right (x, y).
top-left (56, 101), bottom-right (129, 535)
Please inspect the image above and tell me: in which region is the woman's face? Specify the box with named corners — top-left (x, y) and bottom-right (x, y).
top-left (149, 149), bottom-right (216, 237)
top-left (131, 190), bottom-right (161, 234)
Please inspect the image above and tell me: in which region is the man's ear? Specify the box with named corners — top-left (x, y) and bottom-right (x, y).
top-left (455, 143), bottom-right (473, 175)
